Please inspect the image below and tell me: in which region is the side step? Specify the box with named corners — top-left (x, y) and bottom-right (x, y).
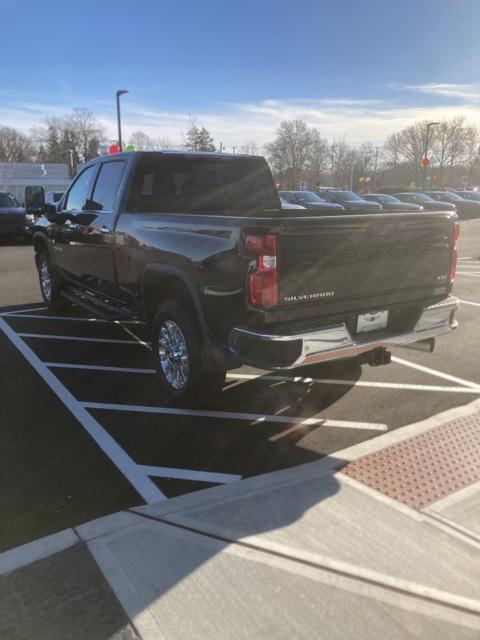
top-left (61, 286), bottom-right (135, 320)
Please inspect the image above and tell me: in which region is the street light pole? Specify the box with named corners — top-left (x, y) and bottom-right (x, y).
top-left (422, 121), bottom-right (440, 190)
top-left (373, 146), bottom-right (378, 193)
top-left (116, 89), bottom-right (129, 151)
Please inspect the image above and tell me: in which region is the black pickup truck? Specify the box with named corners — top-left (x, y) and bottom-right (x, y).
top-left (29, 151), bottom-right (459, 405)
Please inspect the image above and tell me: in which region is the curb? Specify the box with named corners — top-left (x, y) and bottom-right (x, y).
top-left (2, 397), bottom-right (480, 573)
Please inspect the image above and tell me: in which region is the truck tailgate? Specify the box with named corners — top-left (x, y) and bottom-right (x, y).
top-left (278, 213), bottom-right (455, 310)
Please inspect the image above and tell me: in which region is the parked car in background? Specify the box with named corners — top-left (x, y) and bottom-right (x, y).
top-left (426, 190), bottom-right (480, 218)
top-left (279, 196), bottom-right (305, 210)
top-left (0, 191), bottom-right (33, 241)
top-left (316, 189), bottom-right (382, 212)
top-left (393, 192), bottom-right (456, 212)
top-left (279, 191), bottom-right (344, 212)
top-left (453, 189), bottom-right (480, 202)
top-left (363, 193), bottom-right (423, 212)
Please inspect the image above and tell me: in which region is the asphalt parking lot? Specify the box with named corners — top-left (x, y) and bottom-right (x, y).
top-left (1, 220), bottom-right (479, 552)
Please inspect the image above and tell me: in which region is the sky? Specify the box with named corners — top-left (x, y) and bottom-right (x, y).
top-left (1, 0), bottom-right (480, 148)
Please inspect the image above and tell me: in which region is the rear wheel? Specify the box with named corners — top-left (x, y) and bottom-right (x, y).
top-left (152, 301), bottom-right (226, 406)
top-left (37, 250), bottom-right (70, 312)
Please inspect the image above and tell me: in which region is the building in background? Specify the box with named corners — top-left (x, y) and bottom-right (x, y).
top-left (0, 163), bottom-right (72, 203)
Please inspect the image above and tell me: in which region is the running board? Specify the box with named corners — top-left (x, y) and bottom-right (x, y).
top-left (61, 287), bottom-right (134, 320)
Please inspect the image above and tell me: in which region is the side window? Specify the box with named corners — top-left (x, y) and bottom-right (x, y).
top-left (65, 166), bottom-right (95, 211)
top-left (281, 193), bottom-right (294, 203)
top-left (90, 161), bottom-right (126, 211)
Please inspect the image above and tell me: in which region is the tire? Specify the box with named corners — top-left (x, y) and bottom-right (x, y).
top-left (37, 250), bottom-right (70, 312)
top-left (152, 301), bottom-right (226, 406)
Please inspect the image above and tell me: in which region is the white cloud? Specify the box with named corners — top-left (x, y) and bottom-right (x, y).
top-left (400, 82), bottom-right (480, 101)
top-left (2, 94), bottom-right (480, 148)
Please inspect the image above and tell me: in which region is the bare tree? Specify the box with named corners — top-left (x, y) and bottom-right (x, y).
top-left (128, 130), bottom-right (155, 150)
top-left (265, 119), bottom-right (328, 189)
top-left (33, 109), bottom-right (106, 165)
top-left (431, 117), bottom-right (468, 183)
top-left (463, 124), bottom-right (480, 185)
top-left (329, 137), bottom-right (356, 188)
top-left (240, 141), bottom-right (260, 155)
top-left (152, 137), bottom-right (177, 150)
top-left (70, 108), bottom-right (106, 162)
top-left (0, 127), bottom-right (35, 162)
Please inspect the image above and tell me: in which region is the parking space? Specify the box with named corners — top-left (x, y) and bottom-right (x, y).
top-left (1, 220), bottom-right (479, 551)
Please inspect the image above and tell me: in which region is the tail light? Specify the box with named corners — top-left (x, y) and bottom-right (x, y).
top-left (449, 222), bottom-right (460, 283)
top-left (244, 233), bottom-right (278, 307)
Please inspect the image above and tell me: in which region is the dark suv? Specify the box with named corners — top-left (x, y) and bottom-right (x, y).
top-left (363, 193), bottom-right (423, 212)
top-left (279, 191), bottom-right (344, 212)
top-left (426, 191), bottom-right (480, 218)
top-left (316, 189), bottom-right (382, 212)
top-left (393, 193), bottom-right (456, 212)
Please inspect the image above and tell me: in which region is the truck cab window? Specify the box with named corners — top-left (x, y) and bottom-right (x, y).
top-left (64, 166), bottom-right (96, 211)
top-left (127, 154), bottom-right (280, 213)
top-left (89, 161), bottom-right (126, 211)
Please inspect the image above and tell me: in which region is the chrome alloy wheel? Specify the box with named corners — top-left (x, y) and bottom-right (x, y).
top-left (157, 320), bottom-right (190, 390)
top-left (40, 259), bottom-right (52, 302)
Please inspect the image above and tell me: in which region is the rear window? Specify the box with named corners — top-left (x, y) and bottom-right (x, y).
top-left (127, 154), bottom-right (280, 214)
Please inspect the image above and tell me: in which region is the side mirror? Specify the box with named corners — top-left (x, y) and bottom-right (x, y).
top-left (25, 186), bottom-right (46, 216)
top-left (45, 203), bottom-right (71, 224)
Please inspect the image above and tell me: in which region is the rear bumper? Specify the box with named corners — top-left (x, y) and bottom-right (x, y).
top-left (229, 297), bottom-right (459, 370)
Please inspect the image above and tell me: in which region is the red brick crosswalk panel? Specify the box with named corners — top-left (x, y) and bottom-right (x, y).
top-left (341, 412), bottom-right (480, 509)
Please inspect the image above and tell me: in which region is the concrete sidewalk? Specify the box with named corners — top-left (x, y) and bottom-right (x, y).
top-left (2, 400), bottom-right (480, 639)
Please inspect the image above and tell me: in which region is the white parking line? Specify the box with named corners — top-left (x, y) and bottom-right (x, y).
top-left (0, 306), bottom-right (47, 316)
top-left (42, 362), bottom-right (480, 394)
top-left (391, 356), bottom-right (480, 392)
top-left (17, 333), bottom-right (141, 345)
top-left (46, 363), bottom-right (156, 374)
top-left (82, 401), bottom-right (387, 431)
top-left (459, 257), bottom-right (473, 260)
top-left (457, 272), bottom-right (480, 277)
top-left (137, 465), bottom-right (241, 484)
top-left (0, 317), bottom-right (164, 503)
top-left (118, 322), bottom-right (150, 348)
top-left (226, 373), bottom-right (480, 395)
top-left (459, 299), bottom-right (480, 308)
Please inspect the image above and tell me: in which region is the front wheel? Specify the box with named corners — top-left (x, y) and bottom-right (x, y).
top-left (37, 250), bottom-right (70, 312)
top-left (152, 301), bottom-right (226, 406)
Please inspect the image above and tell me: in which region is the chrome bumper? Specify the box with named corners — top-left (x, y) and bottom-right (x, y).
top-left (229, 298), bottom-right (459, 370)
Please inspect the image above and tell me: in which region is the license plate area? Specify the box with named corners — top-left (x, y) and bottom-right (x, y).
top-left (356, 310), bottom-right (389, 334)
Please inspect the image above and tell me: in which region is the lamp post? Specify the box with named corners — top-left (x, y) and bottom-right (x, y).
top-left (116, 89), bottom-right (129, 151)
top-left (422, 121), bottom-right (440, 190)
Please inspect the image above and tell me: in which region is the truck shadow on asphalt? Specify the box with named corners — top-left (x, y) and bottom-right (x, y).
top-left (108, 464), bottom-right (347, 637)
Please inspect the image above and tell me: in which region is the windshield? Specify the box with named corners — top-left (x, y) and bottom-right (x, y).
top-left (408, 193), bottom-right (435, 203)
top-left (0, 193), bottom-right (20, 208)
top-left (461, 191), bottom-right (480, 201)
top-left (330, 190), bottom-right (362, 201)
top-left (430, 191), bottom-right (462, 202)
top-left (375, 194), bottom-right (398, 204)
top-left (128, 155), bottom-right (280, 213)
top-left (294, 191), bottom-right (327, 204)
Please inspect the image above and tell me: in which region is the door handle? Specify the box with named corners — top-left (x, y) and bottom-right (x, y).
top-left (99, 225), bottom-right (111, 234)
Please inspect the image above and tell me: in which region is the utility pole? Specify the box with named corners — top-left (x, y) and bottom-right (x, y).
top-left (373, 147), bottom-right (379, 192)
top-left (422, 122), bottom-right (440, 190)
top-left (67, 149), bottom-right (74, 178)
top-left (116, 89), bottom-right (129, 152)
